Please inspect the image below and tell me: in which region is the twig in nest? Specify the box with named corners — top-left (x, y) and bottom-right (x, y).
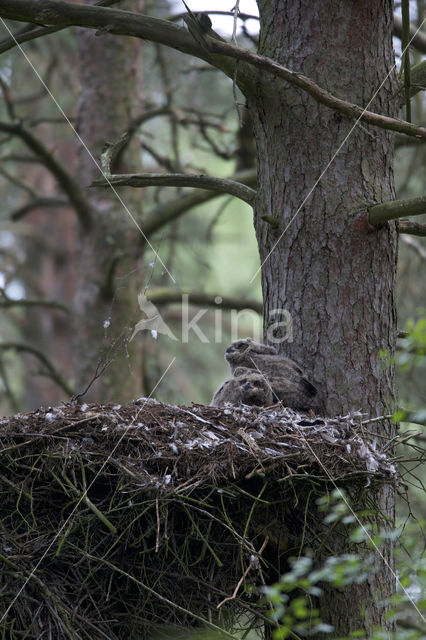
top-left (155, 495), bottom-right (161, 553)
top-left (216, 536), bottom-right (269, 609)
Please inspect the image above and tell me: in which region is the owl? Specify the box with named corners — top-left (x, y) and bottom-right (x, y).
top-left (224, 338), bottom-right (319, 411)
top-left (211, 368), bottom-right (273, 407)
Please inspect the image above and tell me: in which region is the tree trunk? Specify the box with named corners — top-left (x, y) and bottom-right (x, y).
top-left (251, 0), bottom-right (397, 417)
top-left (249, 0), bottom-right (397, 635)
top-left (74, 1), bottom-right (144, 402)
top-left (251, 0), bottom-right (398, 418)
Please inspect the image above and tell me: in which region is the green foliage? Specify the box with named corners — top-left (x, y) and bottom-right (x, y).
top-left (398, 316), bottom-right (426, 369)
top-left (263, 490), bottom-right (426, 640)
top-left (394, 315), bottom-right (426, 419)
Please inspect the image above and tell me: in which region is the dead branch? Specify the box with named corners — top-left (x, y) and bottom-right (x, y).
top-left (393, 14), bottom-right (426, 54)
top-left (9, 196), bottom-right (69, 221)
top-left (145, 288), bottom-right (262, 313)
top-left (400, 235), bottom-right (426, 260)
top-left (92, 172), bottom-right (256, 205)
top-left (0, 289), bottom-right (70, 312)
top-left (0, 342), bottom-right (74, 396)
top-left (1, 1), bottom-right (425, 139)
top-left (368, 195), bottom-right (426, 226)
top-left (141, 168), bottom-right (257, 237)
top-left (0, 0), bottom-right (123, 54)
top-left (398, 219), bottom-right (426, 236)
top-left (0, 121), bottom-right (93, 229)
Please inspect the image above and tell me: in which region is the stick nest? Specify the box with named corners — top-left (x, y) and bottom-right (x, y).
top-left (0, 399), bottom-right (397, 639)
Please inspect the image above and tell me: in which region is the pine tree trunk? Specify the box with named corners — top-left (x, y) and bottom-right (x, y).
top-left (73, 2), bottom-right (144, 401)
top-left (249, 0), bottom-right (397, 635)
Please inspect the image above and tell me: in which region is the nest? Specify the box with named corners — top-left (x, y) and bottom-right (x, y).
top-left (0, 399), bottom-right (397, 639)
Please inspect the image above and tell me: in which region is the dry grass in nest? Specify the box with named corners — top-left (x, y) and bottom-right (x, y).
top-left (0, 399), bottom-right (397, 639)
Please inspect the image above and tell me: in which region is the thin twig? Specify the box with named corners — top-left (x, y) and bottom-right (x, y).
top-left (217, 536), bottom-right (269, 609)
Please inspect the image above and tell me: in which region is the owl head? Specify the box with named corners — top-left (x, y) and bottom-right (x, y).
top-left (236, 370), bottom-right (272, 407)
top-left (225, 338), bottom-right (277, 368)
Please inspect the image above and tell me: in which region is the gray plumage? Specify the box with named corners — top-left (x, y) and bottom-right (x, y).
top-left (225, 338), bottom-right (318, 411)
top-left (211, 369), bottom-right (273, 407)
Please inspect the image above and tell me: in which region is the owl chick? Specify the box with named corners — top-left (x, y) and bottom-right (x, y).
top-left (211, 369), bottom-right (273, 407)
top-left (225, 338), bottom-right (318, 411)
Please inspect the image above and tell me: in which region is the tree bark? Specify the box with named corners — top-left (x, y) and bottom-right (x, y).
top-left (249, 0), bottom-right (397, 635)
top-left (73, 0), bottom-right (144, 401)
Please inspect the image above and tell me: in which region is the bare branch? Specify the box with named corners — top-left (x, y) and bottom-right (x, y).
top-left (92, 172), bottom-right (255, 205)
top-left (393, 14), bottom-right (426, 54)
top-left (141, 142), bottom-right (176, 173)
top-left (12, 56), bottom-right (56, 105)
top-left (142, 168), bottom-right (256, 236)
top-left (111, 106), bottom-right (171, 168)
top-left (145, 288), bottom-right (262, 314)
top-left (0, 153), bottom-right (40, 164)
top-left (0, 0), bottom-right (123, 54)
top-left (396, 60), bottom-right (426, 103)
top-left (0, 342), bottom-right (74, 396)
top-left (1, 1), bottom-right (424, 139)
top-left (0, 357), bottom-right (19, 413)
top-left (130, 106), bottom-right (172, 130)
top-left (400, 0), bottom-right (411, 121)
top-left (172, 9), bottom-right (426, 55)
top-left (0, 289), bottom-right (70, 312)
top-left (9, 196), bottom-right (69, 221)
top-left (368, 195), bottom-right (426, 226)
top-left (0, 0), bottom-right (210, 62)
top-left (207, 39), bottom-right (426, 139)
top-left (99, 131), bottom-right (129, 176)
top-left (117, 106), bottom-right (230, 169)
top-left (169, 10), bottom-right (259, 24)
top-left (0, 165), bottom-right (37, 195)
top-left (398, 219), bottom-right (426, 236)
top-left (409, 59), bottom-right (426, 97)
top-left (98, 121), bottom-right (232, 176)
top-left (198, 122), bottom-right (233, 160)
top-left (0, 121), bottom-right (92, 229)
top-left (0, 77), bottom-right (16, 120)
top-left (395, 133), bottom-right (424, 148)
top-left (400, 235), bottom-right (426, 260)
top-left (0, 23), bottom-right (63, 56)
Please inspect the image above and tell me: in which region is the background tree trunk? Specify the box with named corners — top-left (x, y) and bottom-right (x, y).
top-left (73, 1), bottom-right (144, 401)
top-left (249, 0), bottom-right (397, 635)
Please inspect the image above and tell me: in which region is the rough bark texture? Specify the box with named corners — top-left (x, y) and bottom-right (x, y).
top-left (251, 0), bottom-right (397, 419)
top-left (74, 0), bottom-right (143, 401)
top-left (248, 0), bottom-right (397, 636)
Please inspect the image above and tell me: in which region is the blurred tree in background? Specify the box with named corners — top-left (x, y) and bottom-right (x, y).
top-left (0, 0), bottom-right (262, 410)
